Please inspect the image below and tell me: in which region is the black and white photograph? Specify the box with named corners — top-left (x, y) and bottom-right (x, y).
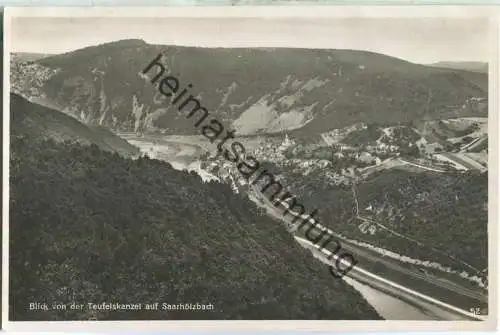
top-left (2, 6), bottom-right (497, 330)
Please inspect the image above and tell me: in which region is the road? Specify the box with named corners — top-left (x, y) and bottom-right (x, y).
top-left (439, 152), bottom-right (487, 171)
top-left (353, 216), bottom-right (485, 296)
top-left (397, 158), bottom-right (446, 173)
top-left (295, 236), bottom-right (486, 321)
top-left (461, 135), bottom-right (487, 152)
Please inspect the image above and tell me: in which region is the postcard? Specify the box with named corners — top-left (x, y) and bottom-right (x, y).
top-left (2, 5), bottom-right (498, 332)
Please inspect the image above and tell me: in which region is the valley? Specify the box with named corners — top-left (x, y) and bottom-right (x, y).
top-left (105, 130), bottom-right (487, 320)
top-left (8, 39), bottom-right (489, 321)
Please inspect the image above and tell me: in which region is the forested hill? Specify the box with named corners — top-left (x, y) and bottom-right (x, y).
top-left (10, 93), bottom-right (139, 157)
top-left (12, 39), bottom-right (487, 136)
top-left (9, 135), bottom-right (381, 320)
top-left (273, 164), bottom-right (488, 276)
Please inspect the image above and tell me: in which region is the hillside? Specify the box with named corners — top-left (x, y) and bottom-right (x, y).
top-left (11, 39), bottom-right (487, 136)
top-left (11, 52), bottom-right (51, 62)
top-left (10, 93), bottom-right (139, 157)
top-left (269, 165), bottom-right (488, 275)
top-left (9, 134), bottom-right (381, 320)
top-left (203, 140), bottom-right (487, 282)
top-left (430, 61), bottom-right (488, 74)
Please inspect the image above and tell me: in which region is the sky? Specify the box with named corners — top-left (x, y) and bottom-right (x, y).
top-left (9, 16), bottom-right (489, 64)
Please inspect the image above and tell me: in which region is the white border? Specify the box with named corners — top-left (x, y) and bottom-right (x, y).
top-left (4, 5), bottom-right (500, 17)
top-left (3, 7), bottom-right (11, 333)
top-left (489, 7), bottom-right (500, 334)
top-left (2, 5), bottom-right (499, 332)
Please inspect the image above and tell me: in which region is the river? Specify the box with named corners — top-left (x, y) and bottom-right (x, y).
top-left (118, 133), bottom-right (452, 320)
top-left (343, 277), bottom-right (438, 320)
top-left (119, 133), bottom-right (220, 182)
